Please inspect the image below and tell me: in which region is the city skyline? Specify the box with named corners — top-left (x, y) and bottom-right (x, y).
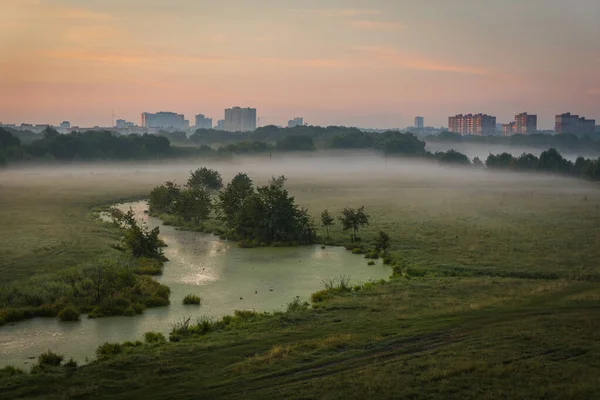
top-left (1, 0), bottom-right (599, 129)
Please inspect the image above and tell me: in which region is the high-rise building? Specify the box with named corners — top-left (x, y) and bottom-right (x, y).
top-left (514, 113), bottom-right (537, 134)
top-left (287, 117), bottom-right (303, 128)
top-left (555, 113), bottom-right (596, 135)
top-left (414, 116), bottom-right (424, 129)
top-left (59, 121), bottom-right (70, 129)
top-left (195, 114), bottom-right (213, 130)
top-left (448, 114), bottom-right (496, 136)
top-left (502, 122), bottom-right (516, 136)
top-left (141, 112), bottom-right (186, 130)
top-left (216, 120), bottom-right (225, 130)
top-left (224, 107), bottom-right (256, 132)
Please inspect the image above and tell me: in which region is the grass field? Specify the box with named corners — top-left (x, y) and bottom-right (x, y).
top-left (1, 155), bottom-right (600, 398)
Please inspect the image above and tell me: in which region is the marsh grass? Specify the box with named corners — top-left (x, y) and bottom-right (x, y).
top-left (182, 294), bottom-right (201, 305)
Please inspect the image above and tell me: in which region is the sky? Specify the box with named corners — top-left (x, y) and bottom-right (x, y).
top-left (1, 0), bottom-right (599, 129)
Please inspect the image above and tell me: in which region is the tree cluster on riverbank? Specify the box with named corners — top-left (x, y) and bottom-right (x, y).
top-left (149, 170), bottom-right (317, 246)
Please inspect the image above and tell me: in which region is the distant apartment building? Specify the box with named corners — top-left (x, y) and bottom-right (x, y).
top-left (514, 113), bottom-right (537, 134)
top-left (224, 107), bottom-right (256, 132)
top-left (555, 113), bottom-right (596, 135)
top-left (448, 114), bottom-right (496, 136)
top-left (502, 113), bottom-right (537, 136)
top-left (59, 121), bottom-right (70, 129)
top-left (194, 114), bottom-right (213, 130)
top-left (414, 116), bottom-right (424, 129)
top-left (287, 117), bottom-right (303, 128)
top-left (141, 112), bottom-right (186, 130)
top-left (216, 120), bottom-right (225, 130)
top-left (502, 122), bottom-right (516, 136)
top-left (116, 119), bottom-right (134, 129)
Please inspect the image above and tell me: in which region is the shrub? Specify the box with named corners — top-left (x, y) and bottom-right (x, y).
top-left (0, 365), bottom-right (24, 377)
top-left (310, 289), bottom-right (330, 303)
top-left (63, 358), bottom-right (78, 368)
top-left (364, 250), bottom-right (380, 259)
top-left (367, 261), bottom-right (376, 266)
top-left (144, 331), bottom-right (166, 344)
top-left (38, 350), bottom-right (64, 367)
top-left (96, 342), bottom-right (123, 358)
top-left (234, 310), bottom-right (258, 320)
top-left (58, 305), bottom-right (80, 322)
top-left (136, 258), bottom-right (164, 275)
top-left (351, 247), bottom-right (365, 255)
top-left (182, 294), bottom-right (201, 305)
top-left (286, 297), bottom-right (309, 312)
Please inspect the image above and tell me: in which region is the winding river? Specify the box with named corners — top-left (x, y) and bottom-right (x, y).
top-left (0, 201), bottom-right (390, 368)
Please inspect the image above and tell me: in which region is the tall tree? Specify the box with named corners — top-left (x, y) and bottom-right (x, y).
top-left (338, 206), bottom-right (370, 242)
top-left (374, 231), bottom-right (391, 256)
top-left (321, 209), bottom-right (334, 238)
top-left (173, 188), bottom-right (212, 224)
top-left (187, 167), bottom-right (223, 191)
top-left (218, 173), bottom-right (254, 228)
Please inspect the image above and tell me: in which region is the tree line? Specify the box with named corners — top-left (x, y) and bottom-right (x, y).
top-left (428, 131), bottom-right (600, 152)
top-left (0, 127), bottom-right (172, 165)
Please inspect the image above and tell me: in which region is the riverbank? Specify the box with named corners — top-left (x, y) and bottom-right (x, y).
top-left (1, 158), bottom-right (599, 398)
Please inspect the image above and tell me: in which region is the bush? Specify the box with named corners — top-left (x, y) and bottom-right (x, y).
top-left (136, 258), bottom-right (164, 275)
top-left (367, 261), bottom-right (376, 266)
top-left (96, 342), bottom-right (123, 358)
top-left (37, 350), bottom-right (64, 367)
top-left (351, 247), bottom-right (365, 255)
top-left (286, 297), bottom-right (309, 312)
top-left (0, 365), bottom-right (24, 377)
top-left (144, 331), bottom-right (166, 344)
top-left (63, 358), bottom-right (78, 368)
top-left (58, 305), bottom-right (80, 322)
top-left (182, 294), bottom-right (201, 305)
top-left (364, 250), bottom-right (380, 259)
top-left (310, 289), bottom-right (330, 303)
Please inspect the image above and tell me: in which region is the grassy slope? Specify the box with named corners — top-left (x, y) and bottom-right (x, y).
top-left (1, 159), bottom-right (600, 398)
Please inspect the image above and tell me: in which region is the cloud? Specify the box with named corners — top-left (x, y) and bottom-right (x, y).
top-left (53, 8), bottom-right (115, 21)
top-left (313, 8), bottom-right (381, 17)
top-left (587, 87), bottom-right (600, 95)
top-left (347, 20), bottom-right (404, 30)
top-left (355, 46), bottom-right (491, 75)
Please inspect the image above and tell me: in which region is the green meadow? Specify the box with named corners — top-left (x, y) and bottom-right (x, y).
top-left (1, 155), bottom-right (599, 399)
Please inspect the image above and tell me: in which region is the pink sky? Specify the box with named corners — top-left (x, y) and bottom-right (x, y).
top-left (1, 0), bottom-right (599, 129)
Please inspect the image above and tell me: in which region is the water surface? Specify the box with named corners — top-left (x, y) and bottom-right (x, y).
top-left (0, 201), bottom-right (390, 367)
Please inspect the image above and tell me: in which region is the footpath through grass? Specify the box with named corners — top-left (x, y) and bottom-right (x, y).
top-left (1, 159), bottom-right (600, 398)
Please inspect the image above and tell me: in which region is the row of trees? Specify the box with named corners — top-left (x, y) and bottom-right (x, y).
top-left (484, 148), bottom-right (600, 179)
top-left (428, 131), bottom-right (600, 152)
top-left (0, 127), bottom-right (172, 164)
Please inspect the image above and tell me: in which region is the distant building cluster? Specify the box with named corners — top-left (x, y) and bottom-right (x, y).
top-left (116, 119), bottom-right (134, 129)
top-left (555, 113), bottom-right (595, 135)
top-left (502, 113), bottom-right (537, 136)
top-left (224, 107), bottom-right (257, 132)
top-left (194, 114), bottom-right (213, 130)
top-left (287, 117), bottom-right (303, 128)
top-left (448, 114), bottom-right (496, 136)
top-left (141, 112), bottom-right (189, 130)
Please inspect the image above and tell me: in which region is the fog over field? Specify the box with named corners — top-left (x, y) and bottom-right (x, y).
top-left (1, 151), bottom-right (598, 197)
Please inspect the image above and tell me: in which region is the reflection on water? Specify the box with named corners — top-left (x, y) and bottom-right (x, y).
top-left (0, 201), bottom-right (390, 368)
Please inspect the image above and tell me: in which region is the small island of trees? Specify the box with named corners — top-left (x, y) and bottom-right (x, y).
top-left (148, 168), bottom-right (385, 249)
